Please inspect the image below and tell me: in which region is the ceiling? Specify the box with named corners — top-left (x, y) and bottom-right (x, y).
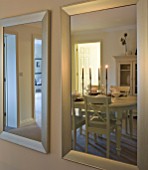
top-left (71, 5), bottom-right (136, 33)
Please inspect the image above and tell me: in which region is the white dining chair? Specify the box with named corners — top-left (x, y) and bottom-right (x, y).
top-left (87, 84), bottom-right (105, 94)
top-left (110, 85), bottom-right (130, 97)
top-left (84, 95), bottom-right (116, 158)
top-left (110, 85), bottom-right (135, 137)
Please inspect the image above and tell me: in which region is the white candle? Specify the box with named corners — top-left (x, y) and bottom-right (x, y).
top-left (105, 65), bottom-right (108, 80)
top-left (105, 65), bottom-right (108, 95)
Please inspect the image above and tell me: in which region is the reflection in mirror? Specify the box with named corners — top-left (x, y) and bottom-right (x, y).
top-left (4, 22), bottom-right (42, 141)
top-left (0, 10), bottom-right (51, 153)
top-left (34, 37), bottom-right (42, 129)
top-left (71, 5), bottom-right (137, 165)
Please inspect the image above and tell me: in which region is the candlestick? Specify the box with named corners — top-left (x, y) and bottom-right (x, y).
top-left (82, 79), bottom-right (84, 96)
top-left (105, 65), bottom-right (108, 80)
top-left (98, 68), bottom-right (100, 80)
top-left (89, 68), bottom-right (91, 79)
top-left (82, 67), bottom-right (84, 79)
top-left (98, 68), bottom-right (100, 89)
top-left (105, 65), bottom-right (108, 95)
top-left (89, 68), bottom-right (92, 91)
top-left (82, 68), bottom-right (84, 96)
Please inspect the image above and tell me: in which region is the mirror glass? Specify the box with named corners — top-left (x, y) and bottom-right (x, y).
top-left (0, 11), bottom-right (50, 153)
top-left (62, 0), bottom-right (141, 170)
top-left (4, 22), bottom-right (42, 142)
top-left (69, 3), bottom-right (137, 166)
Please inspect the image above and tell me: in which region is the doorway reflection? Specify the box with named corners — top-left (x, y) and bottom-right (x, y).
top-left (34, 38), bottom-right (42, 127)
top-left (4, 22), bottom-right (42, 142)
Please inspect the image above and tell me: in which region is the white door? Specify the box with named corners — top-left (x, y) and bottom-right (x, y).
top-left (4, 34), bottom-right (17, 128)
top-left (75, 42), bottom-right (101, 93)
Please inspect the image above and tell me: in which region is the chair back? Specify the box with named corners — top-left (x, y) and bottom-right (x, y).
top-left (87, 85), bottom-right (105, 94)
top-left (110, 85), bottom-right (130, 96)
top-left (84, 95), bottom-right (111, 129)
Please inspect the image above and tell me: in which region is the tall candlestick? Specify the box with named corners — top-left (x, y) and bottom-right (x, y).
top-left (105, 65), bottom-right (108, 80)
top-left (82, 68), bottom-right (84, 96)
top-left (82, 67), bottom-right (84, 79)
top-left (89, 68), bottom-right (92, 91)
top-left (98, 68), bottom-right (100, 80)
top-left (105, 65), bottom-right (108, 95)
top-left (89, 68), bottom-right (91, 79)
top-left (98, 68), bottom-right (100, 89)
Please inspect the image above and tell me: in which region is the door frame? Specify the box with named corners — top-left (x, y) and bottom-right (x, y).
top-left (32, 34), bottom-right (42, 123)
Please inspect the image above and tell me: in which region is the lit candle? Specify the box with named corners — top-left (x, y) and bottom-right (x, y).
top-left (105, 65), bottom-right (108, 95)
top-left (105, 65), bottom-right (108, 80)
top-left (82, 67), bottom-right (84, 79)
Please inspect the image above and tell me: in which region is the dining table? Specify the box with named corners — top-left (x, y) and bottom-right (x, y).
top-left (73, 94), bottom-right (137, 156)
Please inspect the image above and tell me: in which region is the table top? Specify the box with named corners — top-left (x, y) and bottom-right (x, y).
top-left (110, 96), bottom-right (137, 107)
top-left (74, 95), bottom-right (137, 109)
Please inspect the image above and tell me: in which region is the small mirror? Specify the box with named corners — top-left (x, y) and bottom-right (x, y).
top-left (0, 10), bottom-right (51, 153)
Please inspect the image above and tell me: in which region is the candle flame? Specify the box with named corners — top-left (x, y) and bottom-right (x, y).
top-left (105, 65), bottom-right (108, 68)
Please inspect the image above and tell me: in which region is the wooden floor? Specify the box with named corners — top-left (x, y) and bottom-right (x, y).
top-left (72, 117), bottom-right (137, 166)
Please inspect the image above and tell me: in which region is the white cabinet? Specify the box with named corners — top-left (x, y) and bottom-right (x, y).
top-left (114, 56), bottom-right (137, 95)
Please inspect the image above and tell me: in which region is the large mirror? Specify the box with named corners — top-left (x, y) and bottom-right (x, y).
top-left (70, 4), bottom-right (137, 165)
top-left (0, 10), bottom-right (51, 153)
top-left (61, 0), bottom-right (147, 170)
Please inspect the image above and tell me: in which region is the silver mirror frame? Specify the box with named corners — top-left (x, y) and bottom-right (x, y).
top-left (61, 0), bottom-right (148, 169)
top-left (0, 10), bottom-right (51, 153)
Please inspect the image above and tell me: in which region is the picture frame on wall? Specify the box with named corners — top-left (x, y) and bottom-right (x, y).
top-left (35, 58), bottom-right (42, 74)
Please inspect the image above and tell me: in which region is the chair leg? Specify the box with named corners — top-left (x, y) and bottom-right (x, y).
top-left (80, 127), bottom-right (83, 135)
top-left (125, 110), bottom-right (133, 137)
top-left (85, 131), bottom-right (89, 153)
top-left (94, 133), bottom-right (97, 143)
top-left (129, 110), bottom-right (133, 138)
top-left (106, 133), bottom-right (110, 158)
top-left (79, 109), bottom-right (83, 135)
top-left (73, 128), bottom-right (77, 149)
top-left (125, 112), bottom-right (129, 134)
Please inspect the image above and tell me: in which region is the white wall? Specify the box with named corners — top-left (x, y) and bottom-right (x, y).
top-left (0, 0), bottom-right (147, 170)
top-left (71, 28), bottom-right (137, 92)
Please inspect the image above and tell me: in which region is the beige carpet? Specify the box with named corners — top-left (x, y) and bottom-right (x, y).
top-left (8, 123), bottom-right (41, 141)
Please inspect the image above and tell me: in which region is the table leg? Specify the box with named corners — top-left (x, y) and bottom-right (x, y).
top-left (129, 110), bottom-right (133, 138)
top-left (72, 108), bottom-right (76, 149)
top-left (116, 111), bottom-right (122, 156)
